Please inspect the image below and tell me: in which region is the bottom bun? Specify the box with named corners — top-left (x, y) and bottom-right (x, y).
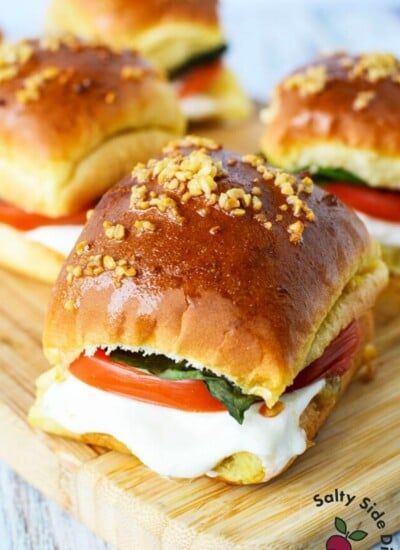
top-left (381, 244), bottom-right (400, 277)
top-left (29, 313), bottom-right (373, 484)
top-left (0, 223), bottom-right (65, 284)
top-left (374, 274), bottom-right (400, 327)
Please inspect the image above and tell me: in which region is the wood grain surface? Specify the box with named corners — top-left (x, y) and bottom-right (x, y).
top-left (0, 266), bottom-right (399, 549)
top-left (0, 113), bottom-right (399, 550)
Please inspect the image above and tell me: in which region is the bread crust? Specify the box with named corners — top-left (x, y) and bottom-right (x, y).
top-left (261, 53), bottom-right (400, 188)
top-left (43, 138), bottom-right (387, 405)
top-left (30, 312), bottom-right (374, 484)
top-left (0, 223), bottom-right (64, 283)
top-left (46, 0), bottom-right (223, 71)
top-left (0, 38), bottom-right (184, 216)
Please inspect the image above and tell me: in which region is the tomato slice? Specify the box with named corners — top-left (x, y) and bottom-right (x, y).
top-left (325, 183), bottom-right (400, 223)
top-left (69, 350), bottom-right (227, 412)
top-left (286, 321), bottom-right (361, 393)
top-left (178, 60), bottom-right (222, 98)
top-left (71, 320), bottom-right (361, 412)
top-left (0, 200), bottom-right (88, 231)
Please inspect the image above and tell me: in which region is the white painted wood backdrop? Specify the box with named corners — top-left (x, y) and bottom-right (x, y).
top-left (0, 0), bottom-right (399, 548)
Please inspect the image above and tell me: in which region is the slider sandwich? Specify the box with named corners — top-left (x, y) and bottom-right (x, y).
top-left (45, 0), bottom-right (251, 122)
top-left (0, 37), bottom-right (184, 283)
top-left (261, 52), bottom-right (400, 276)
top-left (29, 136), bottom-right (387, 484)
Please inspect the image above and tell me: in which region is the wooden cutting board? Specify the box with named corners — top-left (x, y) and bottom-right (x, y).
top-left (0, 115), bottom-right (399, 550)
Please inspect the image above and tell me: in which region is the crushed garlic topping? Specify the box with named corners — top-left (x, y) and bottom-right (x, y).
top-left (103, 221), bottom-right (126, 240)
top-left (0, 65), bottom-right (18, 82)
top-left (134, 220), bottom-right (156, 233)
top-left (162, 135), bottom-right (220, 154)
top-left (65, 251), bottom-right (137, 290)
top-left (283, 64), bottom-right (328, 96)
top-left (353, 90), bottom-right (375, 111)
top-left (75, 240), bottom-right (89, 256)
top-left (128, 138), bottom-right (316, 243)
top-left (288, 220), bottom-right (305, 243)
top-left (104, 91), bottom-right (116, 104)
top-left (0, 40), bottom-right (33, 68)
top-left (121, 65), bottom-right (145, 80)
top-left (350, 52), bottom-right (399, 82)
top-left (16, 66), bottom-right (60, 104)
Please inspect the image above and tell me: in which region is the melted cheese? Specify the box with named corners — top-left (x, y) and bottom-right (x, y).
top-left (25, 225), bottom-right (83, 256)
top-left (357, 212), bottom-right (400, 247)
top-left (39, 374), bottom-right (324, 479)
top-left (179, 94), bottom-right (219, 120)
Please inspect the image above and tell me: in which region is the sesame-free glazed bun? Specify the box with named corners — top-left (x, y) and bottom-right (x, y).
top-left (0, 38), bottom-right (184, 218)
top-left (46, 0), bottom-right (224, 72)
top-left (43, 136), bottom-right (387, 406)
top-left (30, 311), bottom-right (372, 484)
top-left (261, 52), bottom-right (400, 189)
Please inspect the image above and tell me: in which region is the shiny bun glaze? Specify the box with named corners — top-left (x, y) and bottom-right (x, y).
top-left (46, 0), bottom-right (224, 72)
top-left (44, 136), bottom-right (386, 406)
top-left (48, 0), bottom-right (219, 33)
top-left (261, 53), bottom-right (400, 187)
top-left (0, 37), bottom-right (184, 216)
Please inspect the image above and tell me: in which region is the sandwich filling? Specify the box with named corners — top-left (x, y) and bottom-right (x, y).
top-left (309, 167), bottom-right (400, 273)
top-left (167, 46), bottom-right (249, 120)
top-left (31, 320), bottom-right (361, 479)
top-left (35, 372), bottom-right (325, 479)
top-left (0, 199), bottom-right (86, 257)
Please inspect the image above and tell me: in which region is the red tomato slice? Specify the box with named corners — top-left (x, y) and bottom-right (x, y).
top-left (178, 60), bottom-right (222, 98)
top-left (325, 183), bottom-right (400, 223)
top-left (69, 350), bottom-right (227, 413)
top-left (0, 200), bottom-right (88, 231)
top-left (286, 321), bottom-right (361, 393)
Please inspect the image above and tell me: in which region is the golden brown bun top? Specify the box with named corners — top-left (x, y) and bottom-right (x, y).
top-left (51, 0), bottom-right (219, 31)
top-left (44, 136), bottom-right (373, 404)
top-left (46, 0), bottom-right (224, 72)
top-left (0, 37), bottom-right (182, 160)
top-left (262, 52), bottom-right (400, 158)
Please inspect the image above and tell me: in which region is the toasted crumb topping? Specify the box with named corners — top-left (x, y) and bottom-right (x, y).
top-left (104, 91), bottom-right (116, 104)
top-left (130, 148), bottom-right (225, 223)
top-left (63, 139), bottom-right (319, 295)
top-left (86, 209), bottom-right (94, 221)
top-left (352, 90), bottom-right (375, 111)
top-left (163, 135), bottom-right (221, 154)
top-left (103, 221), bottom-right (126, 240)
top-left (134, 220), bottom-right (156, 233)
top-left (350, 52), bottom-right (399, 82)
top-left (16, 66), bottom-right (60, 104)
top-left (65, 250), bottom-right (137, 291)
top-left (75, 240), bottom-right (89, 256)
top-left (0, 38), bottom-right (156, 110)
top-left (0, 66), bottom-right (18, 82)
top-left (283, 64), bottom-right (328, 96)
top-left (121, 65), bottom-right (145, 80)
top-left (288, 220), bottom-right (305, 243)
top-left (241, 154), bottom-right (315, 227)
top-left (64, 299), bottom-right (76, 311)
top-left (0, 40), bottom-right (33, 67)
top-left (39, 35), bottom-right (81, 52)
top-left (129, 137), bottom-right (316, 244)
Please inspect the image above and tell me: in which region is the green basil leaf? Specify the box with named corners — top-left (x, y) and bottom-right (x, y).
top-left (169, 44), bottom-right (228, 79)
top-left (109, 349), bottom-right (259, 424)
top-left (204, 378), bottom-right (259, 424)
top-left (311, 167), bottom-right (365, 184)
